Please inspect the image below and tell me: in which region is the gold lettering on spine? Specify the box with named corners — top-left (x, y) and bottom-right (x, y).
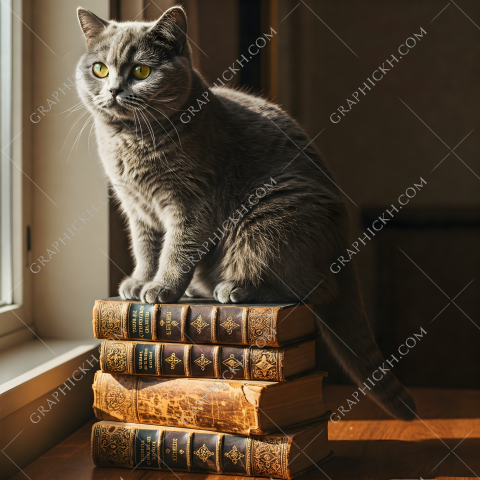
top-left (138, 306), bottom-right (145, 338)
top-left (145, 310), bottom-right (150, 335)
top-left (152, 438), bottom-right (157, 465)
top-left (145, 436), bottom-right (152, 466)
top-left (172, 438), bottom-right (178, 462)
top-left (156, 344), bottom-right (161, 375)
top-left (131, 308), bottom-right (138, 334)
top-left (148, 349), bottom-right (153, 370)
top-left (143, 347), bottom-right (149, 370)
top-left (166, 311), bottom-right (172, 335)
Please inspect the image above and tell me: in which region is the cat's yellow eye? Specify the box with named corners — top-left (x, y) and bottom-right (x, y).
top-left (93, 63), bottom-right (109, 78)
top-left (133, 65), bottom-right (151, 80)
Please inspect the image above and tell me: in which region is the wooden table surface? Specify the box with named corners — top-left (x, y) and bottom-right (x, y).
top-left (11, 385), bottom-right (480, 480)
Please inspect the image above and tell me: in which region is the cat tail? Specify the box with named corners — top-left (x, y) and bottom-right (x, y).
top-left (313, 261), bottom-right (417, 420)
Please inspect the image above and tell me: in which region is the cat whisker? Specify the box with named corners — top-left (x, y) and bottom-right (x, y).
top-left (67, 113), bottom-right (94, 162)
top-left (88, 117), bottom-right (96, 155)
top-left (138, 109), bottom-right (157, 149)
top-left (47, 101), bottom-right (85, 117)
top-left (60, 108), bottom-right (91, 153)
top-left (150, 95), bottom-right (178, 103)
top-left (145, 103), bottom-right (182, 150)
top-left (134, 108), bottom-right (144, 146)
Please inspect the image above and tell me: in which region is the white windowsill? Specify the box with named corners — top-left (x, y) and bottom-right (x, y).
top-left (0, 338), bottom-right (101, 421)
top-left (0, 303), bottom-right (21, 315)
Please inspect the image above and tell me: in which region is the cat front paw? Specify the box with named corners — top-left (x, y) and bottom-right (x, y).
top-left (140, 281), bottom-right (184, 304)
top-left (213, 281), bottom-right (256, 303)
top-left (119, 277), bottom-right (145, 300)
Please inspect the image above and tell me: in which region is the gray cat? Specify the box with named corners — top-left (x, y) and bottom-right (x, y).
top-left (76, 6), bottom-right (416, 420)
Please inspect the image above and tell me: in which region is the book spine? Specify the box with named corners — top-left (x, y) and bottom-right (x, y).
top-left (100, 340), bottom-right (286, 381)
top-left (91, 422), bottom-right (290, 478)
top-left (93, 301), bottom-right (281, 346)
top-left (92, 371), bottom-right (260, 435)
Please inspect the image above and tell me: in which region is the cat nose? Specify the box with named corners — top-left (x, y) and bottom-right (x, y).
top-left (109, 88), bottom-right (123, 98)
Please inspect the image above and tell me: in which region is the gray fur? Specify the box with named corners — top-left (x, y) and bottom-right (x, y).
top-left (76, 6), bottom-right (416, 420)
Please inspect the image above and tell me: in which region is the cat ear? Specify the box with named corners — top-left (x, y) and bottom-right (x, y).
top-left (150, 6), bottom-right (188, 53)
top-left (77, 7), bottom-right (109, 47)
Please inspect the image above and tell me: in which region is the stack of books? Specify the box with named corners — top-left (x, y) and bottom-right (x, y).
top-left (90, 297), bottom-right (332, 478)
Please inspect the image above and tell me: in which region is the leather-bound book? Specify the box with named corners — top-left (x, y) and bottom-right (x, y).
top-left (99, 339), bottom-right (315, 381)
top-left (91, 418), bottom-right (332, 479)
top-left (92, 370), bottom-right (327, 435)
top-left (93, 297), bottom-right (314, 346)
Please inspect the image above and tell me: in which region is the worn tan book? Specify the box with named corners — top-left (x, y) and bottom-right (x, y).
top-left (91, 418), bottom-right (332, 478)
top-left (99, 339), bottom-right (315, 381)
top-left (93, 297), bottom-right (314, 346)
top-left (92, 370), bottom-right (327, 435)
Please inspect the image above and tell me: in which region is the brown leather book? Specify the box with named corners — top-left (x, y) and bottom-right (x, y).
top-left (92, 370), bottom-right (327, 435)
top-left (91, 418), bottom-right (332, 479)
top-left (99, 339), bottom-right (315, 381)
top-left (93, 297), bottom-right (314, 347)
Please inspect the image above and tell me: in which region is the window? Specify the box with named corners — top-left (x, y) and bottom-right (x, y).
top-left (0, 0), bottom-right (13, 306)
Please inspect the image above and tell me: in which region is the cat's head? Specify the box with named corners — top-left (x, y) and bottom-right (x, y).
top-left (75, 6), bottom-right (192, 122)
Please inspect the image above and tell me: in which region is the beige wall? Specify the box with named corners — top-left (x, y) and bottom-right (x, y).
top-left (32, 0), bottom-right (110, 339)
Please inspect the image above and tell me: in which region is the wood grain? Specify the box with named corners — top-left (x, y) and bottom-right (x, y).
top-left (11, 385), bottom-right (480, 480)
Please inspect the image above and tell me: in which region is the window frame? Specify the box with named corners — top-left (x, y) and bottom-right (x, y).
top-left (0, 0), bottom-right (34, 347)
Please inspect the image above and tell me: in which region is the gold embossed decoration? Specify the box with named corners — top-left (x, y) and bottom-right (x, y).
top-left (220, 316), bottom-right (239, 335)
top-left (165, 352), bottom-right (182, 369)
top-left (194, 353), bottom-right (212, 371)
top-left (222, 353), bottom-right (243, 372)
top-left (251, 350), bottom-right (278, 380)
top-left (105, 342), bottom-right (128, 373)
top-left (166, 448), bottom-right (170, 454)
top-left (252, 437), bottom-right (288, 477)
top-left (179, 449), bottom-right (184, 454)
top-left (93, 424), bottom-right (132, 468)
top-left (224, 445), bottom-right (245, 465)
top-left (98, 302), bottom-right (124, 339)
top-left (105, 385), bottom-right (126, 414)
top-left (171, 320), bottom-right (179, 327)
top-left (191, 315), bottom-right (208, 334)
top-left (160, 320), bottom-right (165, 326)
top-left (248, 308), bottom-right (275, 345)
top-left (194, 444), bottom-right (214, 462)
